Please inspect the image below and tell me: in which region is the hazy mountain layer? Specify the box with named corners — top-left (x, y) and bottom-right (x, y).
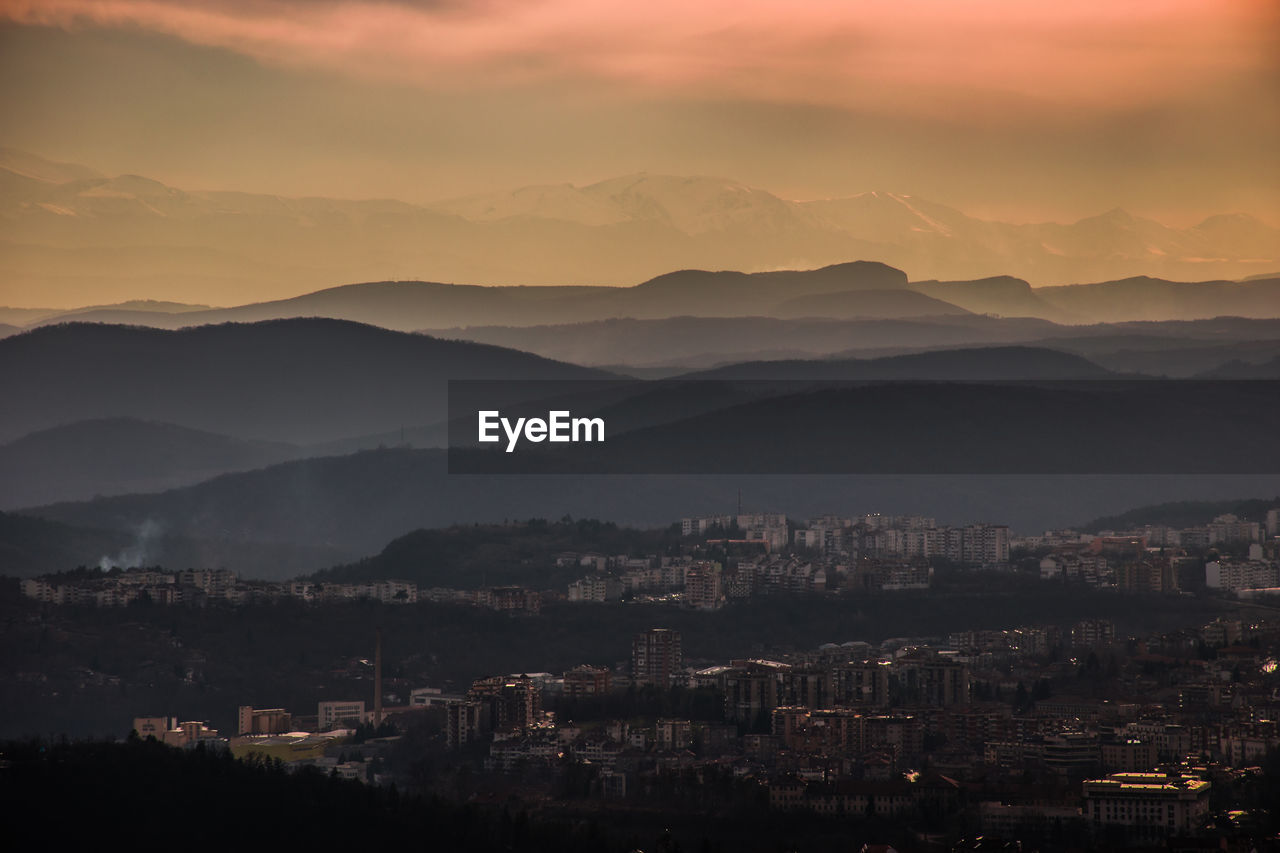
top-left (0, 511), bottom-right (130, 578)
top-left (21, 448), bottom-right (1280, 579)
top-left (1196, 355), bottom-right (1280, 379)
top-left (3, 149), bottom-right (1276, 306)
top-left (423, 316), bottom-right (1280, 370)
top-left (1036, 276), bottom-right (1280, 324)
top-left (675, 346), bottom-right (1113, 381)
top-left (0, 418), bottom-right (303, 510)
top-left (13, 266), bottom-right (1277, 338)
top-left (15, 261), bottom-right (911, 331)
top-left (454, 381), bottom-right (1280, 475)
top-left (0, 318), bottom-right (613, 444)
top-left (771, 288), bottom-right (971, 319)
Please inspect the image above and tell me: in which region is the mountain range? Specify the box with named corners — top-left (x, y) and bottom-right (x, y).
top-left (3, 147), bottom-right (1279, 580)
top-left (5, 262), bottom-right (1279, 340)
top-left (4, 314), bottom-right (1280, 512)
top-left (3, 148), bottom-right (1276, 308)
top-left (1, 317), bottom-right (1276, 577)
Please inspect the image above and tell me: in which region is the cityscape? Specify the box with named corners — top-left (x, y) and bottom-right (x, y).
top-left (2, 0), bottom-right (1278, 850)
top-left (6, 503), bottom-right (1280, 849)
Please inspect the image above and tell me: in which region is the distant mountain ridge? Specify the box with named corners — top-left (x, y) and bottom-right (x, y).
top-left (15, 261), bottom-right (916, 331)
top-left (2, 148), bottom-right (1276, 306)
top-left (8, 265), bottom-right (1279, 336)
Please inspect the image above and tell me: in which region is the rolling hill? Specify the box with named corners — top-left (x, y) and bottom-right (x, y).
top-left (21, 446), bottom-right (1280, 579)
top-left (419, 315), bottom-right (1068, 368)
top-left (453, 381), bottom-right (1280, 475)
top-left (1036, 276), bottom-right (1280, 324)
top-left (674, 346), bottom-right (1113, 381)
top-left (0, 418), bottom-right (303, 509)
top-left (0, 318), bottom-right (613, 444)
top-left (769, 288), bottom-right (970, 319)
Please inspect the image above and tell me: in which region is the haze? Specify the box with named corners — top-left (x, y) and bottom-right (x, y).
top-left (0, 0), bottom-right (1277, 307)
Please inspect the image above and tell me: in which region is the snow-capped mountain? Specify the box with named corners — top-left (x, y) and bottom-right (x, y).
top-left (1, 149), bottom-right (1275, 309)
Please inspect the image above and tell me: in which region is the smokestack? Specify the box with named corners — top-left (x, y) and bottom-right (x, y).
top-left (374, 628), bottom-right (383, 729)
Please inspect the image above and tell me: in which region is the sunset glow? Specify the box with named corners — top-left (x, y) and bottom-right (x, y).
top-left (4, 0), bottom-right (1274, 112)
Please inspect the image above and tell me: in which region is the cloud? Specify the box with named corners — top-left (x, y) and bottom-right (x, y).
top-left (3, 0), bottom-right (1275, 117)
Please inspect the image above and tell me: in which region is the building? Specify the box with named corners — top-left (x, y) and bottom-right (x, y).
top-left (1116, 557), bottom-right (1176, 594)
top-left (480, 586), bottom-right (542, 614)
top-left (784, 666), bottom-right (831, 709)
top-left (1207, 514), bottom-right (1260, 545)
top-left (1205, 558), bottom-right (1280, 592)
top-left (409, 687), bottom-right (465, 708)
top-left (684, 561), bottom-right (724, 610)
top-left (562, 664), bottom-right (612, 698)
top-left (446, 700), bottom-right (487, 748)
top-left (681, 515), bottom-right (734, 536)
top-left (1070, 619), bottom-right (1115, 648)
top-left (1082, 772), bottom-right (1210, 844)
top-left (1101, 738), bottom-right (1158, 773)
top-left (633, 628), bottom-right (682, 687)
top-left (567, 576), bottom-right (622, 602)
top-left (962, 524), bottom-right (1010, 565)
top-left (1040, 550), bottom-right (1110, 586)
top-left (132, 716), bottom-right (175, 740)
top-left (896, 654), bottom-right (970, 706)
top-left (831, 661), bottom-right (891, 707)
top-left (237, 705), bottom-right (292, 735)
top-left (467, 675), bottom-right (540, 733)
top-left (724, 660), bottom-right (790, 725)
top-left (161, 720), bottom-right (220, 748)
top-left (1042, 731), bottom-right (1100, 777)
top-left (317, 700), bottom-right (366, 731)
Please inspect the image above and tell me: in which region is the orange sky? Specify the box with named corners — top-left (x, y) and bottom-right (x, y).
top-left (0, 0), bottom-right (1277, 223)
top-left (4, 1), bottom-right (1274, 106)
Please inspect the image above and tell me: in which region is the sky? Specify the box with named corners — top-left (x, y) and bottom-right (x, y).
top-left (1, 0), bottom-right (1277, 226)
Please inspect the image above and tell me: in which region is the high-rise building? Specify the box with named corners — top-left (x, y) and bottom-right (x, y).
top-left (724, 659), bottom-right (790, 724)
top-left (467, 675), bottom-right (540, 732)
top-left (684, 561), bottom-right (723, 610)
top-left (632, 628), bottom-right (682, 687)
top-left (962, 524), bottom-right (1010, 565)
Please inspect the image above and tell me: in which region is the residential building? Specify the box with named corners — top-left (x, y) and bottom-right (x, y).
top-left (633, 628), bottom-right (682, 687)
